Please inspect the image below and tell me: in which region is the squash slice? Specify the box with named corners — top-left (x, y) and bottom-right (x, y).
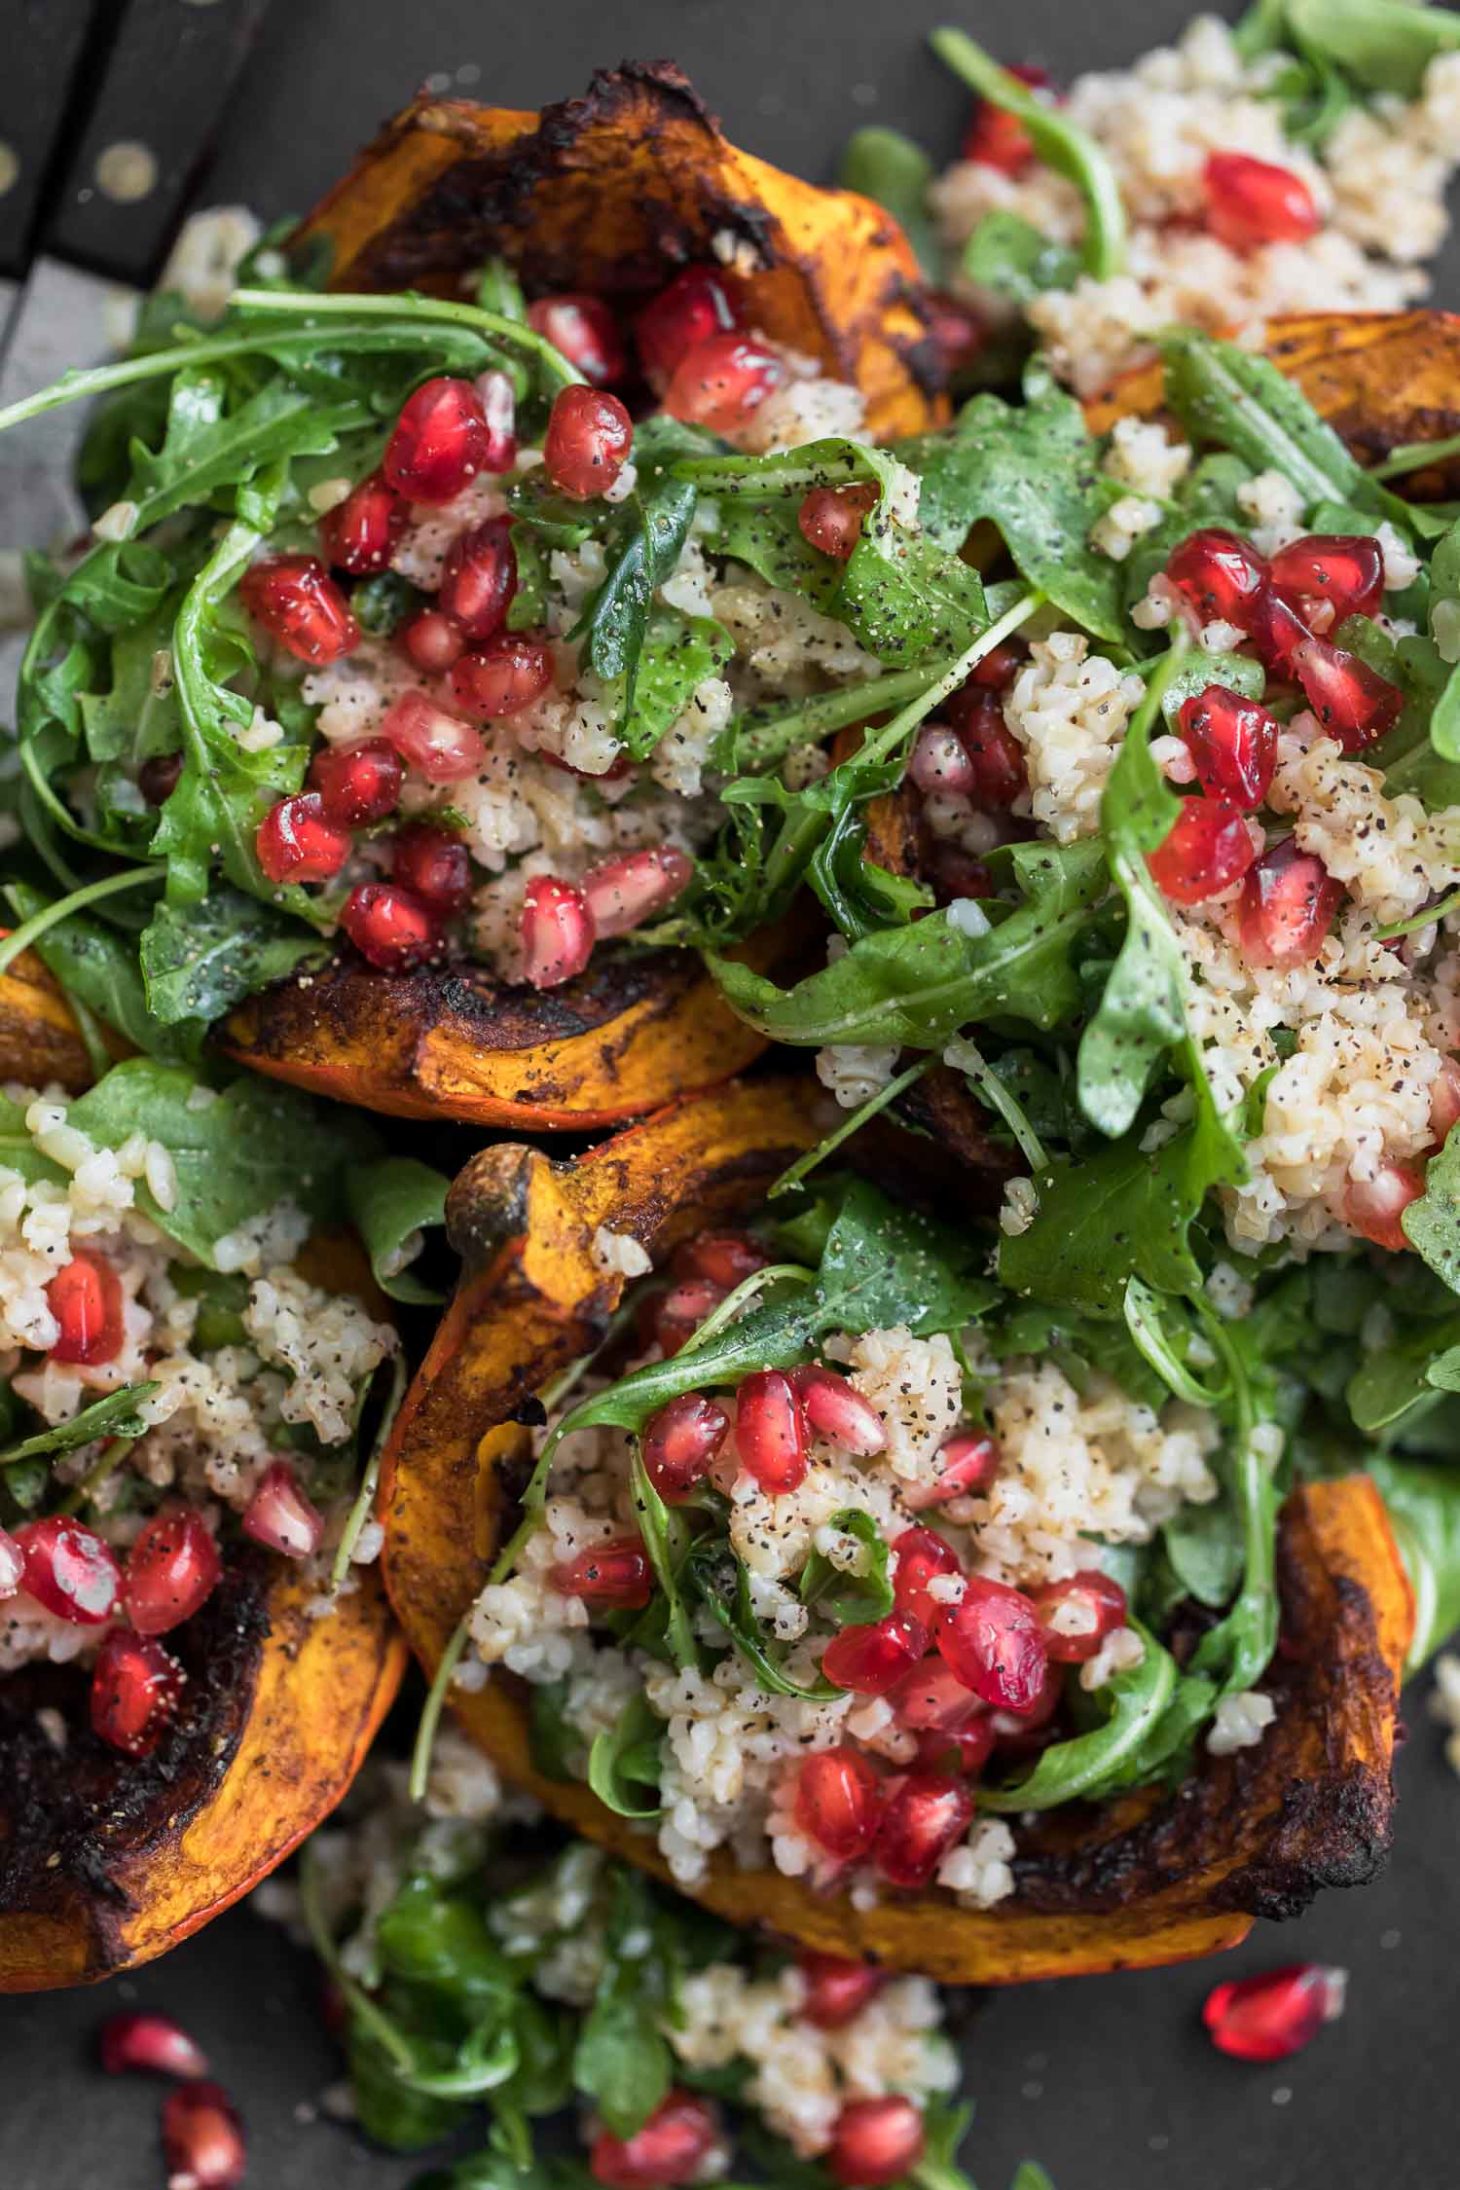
top-left (379, 1080), bottom-right (1412, 1984)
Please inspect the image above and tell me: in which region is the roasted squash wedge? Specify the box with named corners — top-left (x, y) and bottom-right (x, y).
top-left (0, 972), bottom-right (406, 1991)
top-left (380, 1079), bottom-right (1412, 1984)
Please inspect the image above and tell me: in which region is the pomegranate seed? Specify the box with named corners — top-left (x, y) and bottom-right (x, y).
top-left (400, 606), bottom-right (466, 674)
top-left (960, 63), bottom-right (1050, 173)
top-left (943, 686), bottom-right (1027, 806)
top-left (379, 690), bottom-right (485, 783)
top-left (735, 1369), bottom-right (808, 1495)
top-left (663, 333), bottom-right (786, 433)
top-left (1292, 635), bottom-right (1403, 751)
top-left (1237, 838), bottom-right (1344, 968)
top-left (909, 725), bottom-right (977, 797)
top-left (787, 1366), bottom-right (886, 1457)
top-left (893, 1656), bottom-right (984, 1734)
top-left (936, 1576), bottom-right (1048, 1711)
top-left (1178, 686), bottom-right (1279, 811)
top-left (47, 1249), bottom-right (125, 1364)
top-left (14, 1517), bottom-right (119, 1623)
top-left (673, 1231), bottom-right (769, 1289)
top-left (582, 849), bottom-right (694, 939)
top-left (923, 290), bottom-right (985, 378)
top-left (544, 385), bottom-right (634, 500)
top-left (139, 751), bottom-right (184, 805)
top-left (829, 2097), bottom-right (927, 2189)
top-left (339, 882), bottom-right (440, 971)
top-left (318, 472), bottom-right (405, 574)
top-left (891, 1527), bottom-right (962, 1628)
top-left (450, 633), bottom-right (554, 720)
top-left (161, 2080), bottom-right (247, 2190)
top-left (793, 1746), bottom-right (882, 1862)
top-left (904, 1431), bottom-right (1000, 1511)
top-left (520, 876), bottom-right (596, 988)
top-left (1167, 528), bottom-right (1267, 630)
top-left (438, 516), bottom-right (517, 640)
top-left (822, 1610), bottom-right (928, 1695)
top-left (1203, 1963), bottom-right (1347, 2063)
top-left (873, 1771), bottom-right (975, 1889)
top-left (796, 1953), bottom-right (885, 2030)
top-left (255, 793), bottom-right (351, 885)
top-left (1249, 585), bottom-right (1311, 676)
top-left (1032, 1569), bottom-right (1127, 1663)
top-left (1432, 1058), bottom-right (1460, 1145)
top-left (389, 825), bottom-right (471, 914)
top-left (383, 376), bottom-right (490, 505)
top-left (123, 1509), bottom-right (222, 1635)
top-left (652, 1278), bottom-right (726, 1358)
top-left (528, 294), bottom-right (627, 387)
top-left (971, 640), bottom-right (1026, 691)
top-left (1270, 533), bottom-right (1384, 624)
top-left (90, 1629), bottom-right (184, 1757)
top-left (637, 267), bottom-right (740, 386)
top-left (798, 483), bottom-right (878, 562)
top-left (241, 1460), bottom-right (324, 1559)
top-left (239, 555), bottom-right (358, 665)
top-left (642, 1393), bottom-right (729, 1502)
top-left (99, 2010), bottom-right (209, 2080)
top-left (0, 1526), bottom-right (22, 1599)
top-left (918, 1715), bottom-right (998, 1778)
top-left (590, 2091), bottom-right (720, 2190)
top-left (474, 369), bottom-right (518, 473)
top-left (1344, 1162), bottom-right (1424, 1252)
top-left (1202, 151), bottom-right (1321, 253)
top-left (1147, 795), bottom-right (1256, 906)
top-left (309, 736), bottom-right (403, 826)
top-left (550, 1536), bottom-right (653, 1609)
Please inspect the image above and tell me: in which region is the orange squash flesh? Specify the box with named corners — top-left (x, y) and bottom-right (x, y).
top-left (380, 1079), bottom-right (1413, 1983)
top-left (0, 949), bottom-right (94, 1093)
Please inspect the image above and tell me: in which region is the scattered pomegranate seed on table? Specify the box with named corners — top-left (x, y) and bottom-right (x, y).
top-left (239, 556), bottom-right (358, 664)
top-left (520, 876), bottom-right (596, 987)
top-left (254, 793), bottom-right (351, 886)
top-left (160, 2079), bottom-right (247, 2190)
top-left (241, 1460), bottom-right (325, 1559)
top-left (543, 385), bottom-right (634, 499)
top-left (1202, 1962), bottom-right (1348, 2062)
top-left (383, 376), bottom-right (491, 504)
top-left (123, 1509), bottom-right (222, 1635)
top-left (339, 882), bottom-right (440, 971)
top-left (98, 2011), bottom-right (209, 2081)
top-left (90, 1629), bottom-right (185, 1756)
top-left (46, 1249), bottom-right (126, 1364)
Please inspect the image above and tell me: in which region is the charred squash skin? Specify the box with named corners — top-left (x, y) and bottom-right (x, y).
top-left (0, 949), bottom-right (94, 1093)
top-left (380, 1080), bottom-right (1413, 1984)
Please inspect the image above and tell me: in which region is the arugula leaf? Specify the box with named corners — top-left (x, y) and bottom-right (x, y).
top-left (577, 477), bottom-right (698, 725)
top-left (346, 1157), bottom-right (449, 1304)
top-left (980, 1625), bottom-right (1178, 1811)
top-left (139, 886), bottom-right (324, 1028)
top-left (1283, 0), bottom-right (1460, 97)
top-left (688, 1540), bottom-right (844, 1700)
top-left (617, 612), bottom-right (730, 762)
top-left (1162, 1494), bottom-right (1245, 1609)
top-left (1368, 1455), bottom-right (1460, 1665)
top-left (799, 1508), bottom-right (894, 1626)
top-left (0, 1382), bottom-right (159, 1468)
top-left (1402, 1130), bottom-right (1460, 1290)
top-left (838, 127), bottom-right (941, 278)
top-left (572, 1871), bottom-right (675, 2139)
top-left (3, 881), bottom-right (196, 1064)
top-left (1345, 1313), bottom-right (1460, 1434)
top-left (630, 1448), bottom-right (699, 1669)
top-left (587, 1693), bottom-right (665, 1819)
top-left (962, 211), bottom-right (1082, 304)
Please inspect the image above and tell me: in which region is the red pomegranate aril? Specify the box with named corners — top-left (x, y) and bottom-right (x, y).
top-left (960, 63), bottom-right (1050, 173)
top-left (400, 606), bottom-right (467, 674)
top-left (991, 1657), bottom-right (1064, 1741)
top-left (1432, 1057), bottom-right (1460, 1145)
top-left (242, 1460), bottom-right (324, 1559)
top-left (450, 633), bottom-right (554, 720)
top-left (383, 375), bottom-right (490, 505)
top-left (797, 1952), bottom-right (885, 2030)
top-left (390, 825), bottom-right (472, 914)
top-left (474, 368), bottom-right (518, 473)
top-left (937, 1576), bottom-right (1048, 1712)
top-left (919, 1714), bottom-right (998, 1779)
top-left (873, 1771), bottom-right (975, 1890)
top-left (379, 690), bottom-right (485, 783)
top-left (674, 1230), bottom-right (769, 1290)
top-left (1202, 151), bottom-right (1320, 253)
top-left (1291, 634), bottom-right (1403, 752)
top-left (340, 881), bottom-right (440, 971)
top-left (438, 516), bottom-right (517, 640)
top-left (139, 752), bottom-right (184, 805)
top-left (663, 332), bottom-right (785, 433)
top-left (1167, 528), bottom-right (1267, 629)
top-left (735, 1368), bottom-right (809, 1495)
top-left (583, 848), bottom-right (694, 938)
top-left (891, 1526), bottom-right (961, 1628)
top-left (893, 1656), bottom-right (984, 1734)
top-left (798, 483), bottom-right (879, 562)
top-left (905, 1430), bottom-right (1000, 1511)
top-left (642, 1393), bottom-right (730, 1502)
top-left (47, 1250), bottom-right (125, 1365)
top-left (652, 1278), bottom-right (726, 1358)
top-left (550, 1536), bottom-right (652, 1610)
top-left (161, 2080), bottom-right (247, 2190)
top-left (909, 725), bottom-right (977, 797)
top-left (520, 876), bottom-right (595, 988)
top-left (123, 1509), bottom-right (222, 1636)
top-left (923, 290), bottom-right (985, 378)
top-left (1032, 1569), bottom-right (1127, 1663)
top-left (90, 1629), bottom-right (184, 1757)
top-left (1249, 585), bottom-right (1310, 676)
top-left (255, 793), bottom-right (351, 886)
top-left (528, 294), bottom-right (627, 387)
top-left (1203, 1963), bottom-right (1347, 2063)
top-left (1237, 838), bottom-right (1344, 968)
top-left (99, 2011), bottom-right (208, 2081)
top-left (944, 686), bottom-right (1027, 806)
top-left (309, 737), bottom-right (403, 826)
top-left (1178, 686), bottom-right (1279, 812)
top-left (1270, 533), bottom-right (1384, 624)
top-left (829, 2097), bottom-right (926, 2190)
top-left (822, 1610), bottom-right (928, 1696)
top-left (1344, 1161), bottom-right (1424, 1253)
top-left (590, 2091), bottom-right (720, 2190)
top-left (1147, 795), bottom-right (1255, 906)
top-left (544, 384), bottom-right (634, 500)
top-left (14, 1517), bottom-right (119, 1623)
top-left (637, 266), bottom-right (740, 386)
top-left (793, 1746), bottom-right (882, 1862)
top-left (0, 1526), bottom-right (21, 1599)
top-left (971, 640), bottom-right (1026, 691)
top-left (788, 1366), bottom-right (887, 1457)
top-left (318, 472), bottom-right (405, 574)
top-left (239, 555), bottom-right (359, 665)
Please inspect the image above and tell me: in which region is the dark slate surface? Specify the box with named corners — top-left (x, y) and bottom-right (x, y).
top-left (4, 2), bottom-right (1459, 2184)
